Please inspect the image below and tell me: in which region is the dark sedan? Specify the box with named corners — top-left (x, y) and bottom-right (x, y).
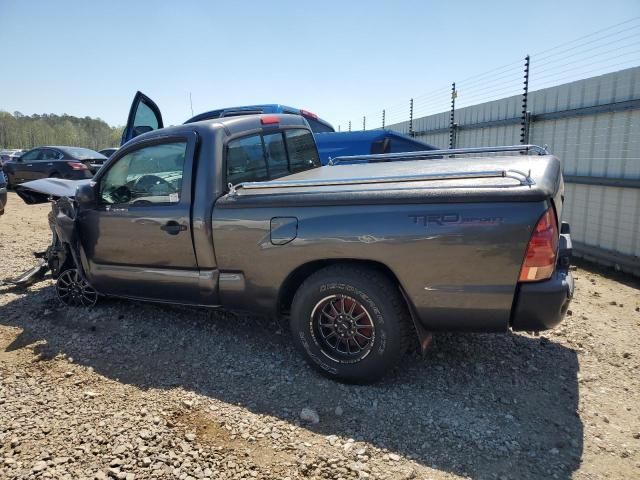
top-left (3, 146), bottom-right (102, 188)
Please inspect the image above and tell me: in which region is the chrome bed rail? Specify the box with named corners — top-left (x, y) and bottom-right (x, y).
top-left (229, 168), bottom-right (534, 194)
top-left (328, 144), bottom-right (548, 165)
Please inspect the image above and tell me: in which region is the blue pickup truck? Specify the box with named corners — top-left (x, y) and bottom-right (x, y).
top-left (122, 92), bottom-right (437, 164)
top-left (314, 130), bottom-right (437, 163)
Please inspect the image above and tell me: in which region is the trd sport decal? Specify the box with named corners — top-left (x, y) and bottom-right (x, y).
top-left (409, 213), bottom-right (504, 227)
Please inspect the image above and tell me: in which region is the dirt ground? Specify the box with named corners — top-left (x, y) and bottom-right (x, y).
top-left (1, 191), bottom-right (639, 480)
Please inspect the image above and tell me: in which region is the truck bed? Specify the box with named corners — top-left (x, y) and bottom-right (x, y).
top-left (214, 152), bottom-right (564, 332)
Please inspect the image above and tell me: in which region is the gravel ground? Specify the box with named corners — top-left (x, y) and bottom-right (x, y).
top-left (1, 191), bottom-right (639, 480)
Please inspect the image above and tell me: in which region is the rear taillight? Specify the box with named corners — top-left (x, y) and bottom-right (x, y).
top-left (67, 162), bottom-right (88, 170)
top-left (519, 207), bottom-right (559, 282)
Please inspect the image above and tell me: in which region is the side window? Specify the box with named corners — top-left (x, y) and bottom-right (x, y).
top-left (285, 129), bottom-right (320, 172)
top-left (41, 149), bottom-right (62, 161)
top-left (263, 132), bottom-right (288, 179)
top-left (226, 135), bottom-right (268, 184)
top-left (99, 142), bottom-right (187, 206)
top-left (20, 149), bottom-right (40, 162)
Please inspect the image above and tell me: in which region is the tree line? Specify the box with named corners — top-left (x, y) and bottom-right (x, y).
top-left (0, 111), bottom-right (123, 152)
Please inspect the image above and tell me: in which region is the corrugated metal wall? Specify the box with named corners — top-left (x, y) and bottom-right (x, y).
top-left (385, 67), bottom-right (640, 274)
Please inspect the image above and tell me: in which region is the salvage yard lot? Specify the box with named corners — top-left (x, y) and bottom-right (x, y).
top-left (0, 191), bottom-right (639, 480)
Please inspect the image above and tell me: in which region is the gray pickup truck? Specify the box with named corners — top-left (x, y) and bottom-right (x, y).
top-left (12, 111), bottom-right (573, 383)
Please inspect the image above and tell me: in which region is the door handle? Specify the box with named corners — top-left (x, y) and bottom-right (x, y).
top-left (160, 221), bottom-right (187, 235)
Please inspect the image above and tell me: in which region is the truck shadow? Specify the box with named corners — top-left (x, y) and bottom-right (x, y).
top-left (0, 286), bottom-right (582, 479)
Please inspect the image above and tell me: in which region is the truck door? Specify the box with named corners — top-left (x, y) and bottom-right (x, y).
top-left (121, 91), bottom-right (164, 145)
top-left (78, 132), bottom-right (215, 304)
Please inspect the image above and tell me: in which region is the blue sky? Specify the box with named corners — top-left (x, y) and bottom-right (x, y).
top-left (0, 0), bottom-right (638, 129)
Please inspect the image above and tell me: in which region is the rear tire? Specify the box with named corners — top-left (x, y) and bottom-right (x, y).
top-left (290, 265), bottom-right (414, 384)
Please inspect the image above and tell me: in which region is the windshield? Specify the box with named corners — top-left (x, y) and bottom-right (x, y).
top-left (62, 147), bottom-right (107, 160)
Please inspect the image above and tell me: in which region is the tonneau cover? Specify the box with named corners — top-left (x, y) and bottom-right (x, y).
top-left (219, 155), bottom-right (562, 207)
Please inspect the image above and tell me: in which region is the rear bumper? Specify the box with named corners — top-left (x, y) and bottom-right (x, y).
top-left (511, 268), bottom-right (574, 331)
top-left (87, 161), bottom-right (104, 174)
top-left (511, 227), bottom-right (574, 331)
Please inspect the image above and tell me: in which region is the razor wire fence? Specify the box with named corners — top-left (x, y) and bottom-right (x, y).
top-left (335, 17), bottom-right (640, 276)
top-left (337, 16), bottom-right (640, 145)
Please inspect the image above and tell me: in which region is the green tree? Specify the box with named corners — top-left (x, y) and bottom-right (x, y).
top-left (0, 111), bottom-right (123, 151)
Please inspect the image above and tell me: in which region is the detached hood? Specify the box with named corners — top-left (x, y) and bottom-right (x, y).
top-left (14, 178), bottom-right (91, 204)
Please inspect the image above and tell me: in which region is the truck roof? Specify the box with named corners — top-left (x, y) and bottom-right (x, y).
top-left (184, 104), bottom-right (334, 133)
top-left (131, 113), bottom-right (312, 141)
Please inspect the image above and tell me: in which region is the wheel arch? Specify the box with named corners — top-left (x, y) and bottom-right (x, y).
top-left (278, 259), bottom-right (404, 316)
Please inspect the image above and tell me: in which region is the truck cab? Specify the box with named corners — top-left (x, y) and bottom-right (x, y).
top-left (85, 112), bottom-right (320, 305)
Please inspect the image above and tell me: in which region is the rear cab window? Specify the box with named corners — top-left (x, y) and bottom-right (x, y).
top-left (226, 128), bottom-right (320, 185)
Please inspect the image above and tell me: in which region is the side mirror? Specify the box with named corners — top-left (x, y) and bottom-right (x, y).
top-left (76, 182), bottom-right (96, 206)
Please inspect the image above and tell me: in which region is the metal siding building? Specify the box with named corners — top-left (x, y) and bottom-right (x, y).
top-left (386, 67), bottom-right (640, 274)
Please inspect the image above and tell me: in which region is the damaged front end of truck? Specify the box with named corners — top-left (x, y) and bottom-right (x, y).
top-left (3, 179), bottom-right (98, 307)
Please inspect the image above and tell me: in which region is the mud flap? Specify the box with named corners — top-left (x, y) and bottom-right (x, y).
top-left (399, 286), bottom-right (433, 354)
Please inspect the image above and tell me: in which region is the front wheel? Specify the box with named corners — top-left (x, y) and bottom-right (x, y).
top-left (55, 269), bottom-right (98, 307)
top-left (290, 265), bottom-right (414, 384)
